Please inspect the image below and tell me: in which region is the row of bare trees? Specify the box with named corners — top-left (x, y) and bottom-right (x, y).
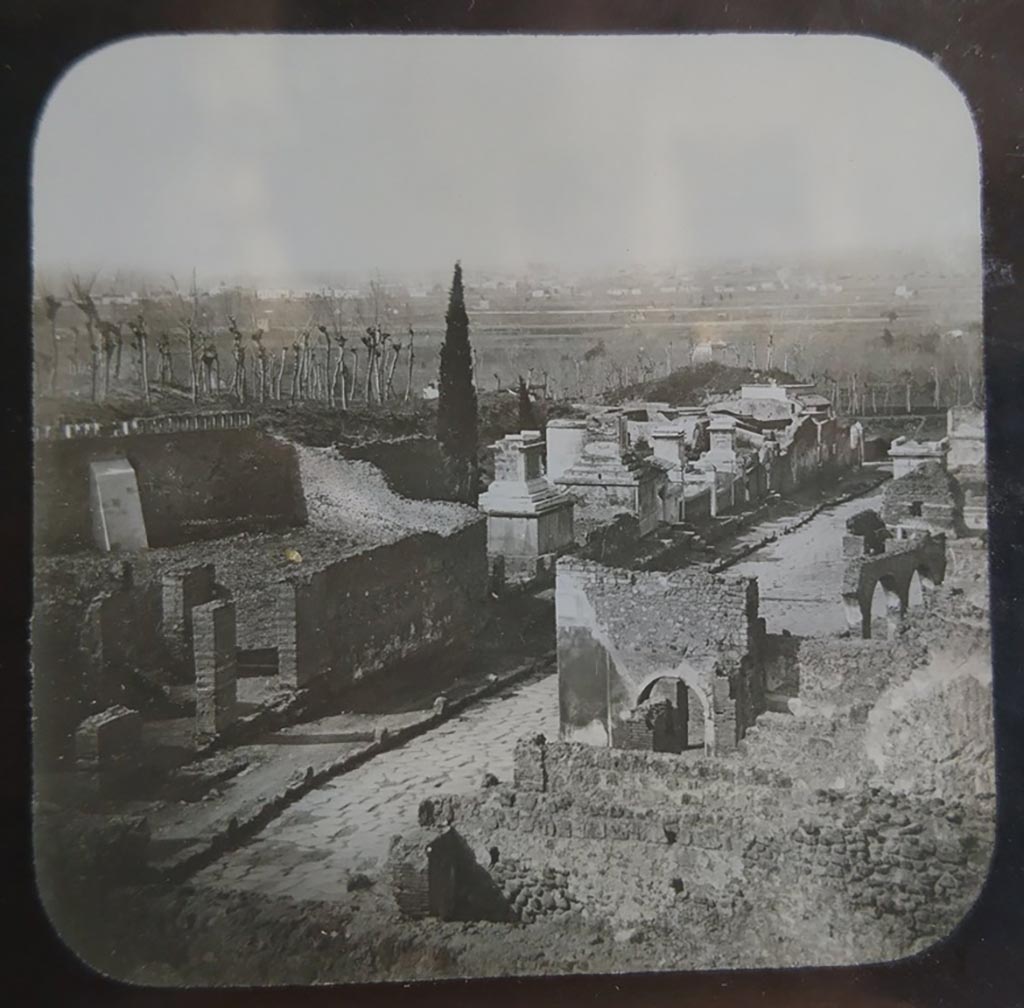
top-left (35, 271), bottom-right (426, 408)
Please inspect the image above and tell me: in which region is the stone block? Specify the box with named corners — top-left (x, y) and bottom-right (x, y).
top-left (89, 458), bottom-right (148, 552)
top-left (75, 705), bottom-right (142, 769)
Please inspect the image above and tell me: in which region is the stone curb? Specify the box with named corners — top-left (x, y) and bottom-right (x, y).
top-left (710, 474), bottom-right (890, 574)
top-left (154, 650), bottom-right (556, 883)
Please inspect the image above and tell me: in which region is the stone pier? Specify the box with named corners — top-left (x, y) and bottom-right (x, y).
top-left (161, 564), bottom-right (217, 673)
top-left (193, 599), bottom-right (238, 741)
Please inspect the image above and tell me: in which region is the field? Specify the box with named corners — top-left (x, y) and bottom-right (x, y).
top-left (32, 265), bottom-right (983, 419)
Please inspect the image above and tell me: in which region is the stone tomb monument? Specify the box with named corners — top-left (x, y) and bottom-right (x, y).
top-left (88, 457), bottom-right (149, 551)
top-left (478, 430), bottom-right (575, 587)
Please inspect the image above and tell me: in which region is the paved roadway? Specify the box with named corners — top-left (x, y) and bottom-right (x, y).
top-left (728, 490), bottom-right (885, 637)
top-left (194, 489), bottom-right (882, 898)
top-left (193, 670), bottom-right (559, 900)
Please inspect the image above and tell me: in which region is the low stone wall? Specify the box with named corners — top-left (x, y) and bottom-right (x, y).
top-left (33, 411), bottom-right (252, 441)
top-left (513, 737), bottom-right (790, 805)
top-left (276, 520), bottom-right (487, 688)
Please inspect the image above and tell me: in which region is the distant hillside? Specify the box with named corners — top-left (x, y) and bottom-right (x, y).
top-left (601, 362), bottom-right (800, 407)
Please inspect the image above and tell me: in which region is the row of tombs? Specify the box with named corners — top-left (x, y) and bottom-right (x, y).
top-left (478, 400), bottom-right (985, 590)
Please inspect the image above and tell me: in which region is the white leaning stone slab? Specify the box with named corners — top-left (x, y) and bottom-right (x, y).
top-left (89, 458), bottom-right (149, 552)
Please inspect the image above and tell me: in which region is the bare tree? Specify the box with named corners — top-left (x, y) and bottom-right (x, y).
top-left (250, 325), bottom-right (269, 403)
top-left (274, 346), bottom-right (286, 400)
top-left (39, 289), bottom-right (62, 394)
top-left (127, 313), bottom-right (151, 403)
top-left (170, 271), bottom-right (202, 401)
top-left (348, 344), bottom-right (361, 403)
top-left (97, 320), bottom-right (121, 398)
top-left (69, 274), bottom-right (102, 401)
top-left (199, 333), bottom-right (220, 395)
top-left (404, 326), bottom-right (416, 402)
top-left (156, 331), bottom-right (174, 386)
top-left (227, 316), bottom-right (247, 402)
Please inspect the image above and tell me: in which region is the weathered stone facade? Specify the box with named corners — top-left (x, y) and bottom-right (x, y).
top-left (276, 521), bottom-right (488, 688)
top-left (161, 564), bottom-right (217, 672)
top-left (554, 415), bottom-right (665, 539)
top-left (555, 558), bottom-right (764, 754)
top-left (193, 599), bottom-right (238, 742)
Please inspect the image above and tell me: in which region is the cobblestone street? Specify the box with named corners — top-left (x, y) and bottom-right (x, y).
top-left (193, 669), bottom-right (559, 900)
top-left (728, 490), bottom-right (885, 636)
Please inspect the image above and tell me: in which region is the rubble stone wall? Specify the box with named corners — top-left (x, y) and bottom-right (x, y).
top-left (277, 520), bottom-right (487, 687)
top-left (418, 767), bottom-right (991, 963)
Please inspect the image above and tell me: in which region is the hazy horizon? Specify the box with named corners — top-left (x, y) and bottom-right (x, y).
top-left (33, 34), bottom-right (982, 283)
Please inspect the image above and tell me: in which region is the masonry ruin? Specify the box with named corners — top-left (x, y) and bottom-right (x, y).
top-left (387, 407), bottom-right (992, 967)
top-left (32, 389), bottom-right (993, 979)
top-left (555, 559), bottom-right (764, 754)
top-left (32, 418), bottom-right (489, 796)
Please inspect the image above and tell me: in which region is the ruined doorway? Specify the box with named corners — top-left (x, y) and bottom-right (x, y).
top-left (866, 574), bottom-right (903, 639)
top-left (637, 676), bottom-right (707, 751)
top-left (907, 568), bottom-right (925, 610)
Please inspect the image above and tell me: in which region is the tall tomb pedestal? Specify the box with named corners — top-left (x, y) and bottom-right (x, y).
top-left (478, 430), bottom-right (575, 588)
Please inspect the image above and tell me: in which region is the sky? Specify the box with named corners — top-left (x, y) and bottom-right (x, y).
top-left (32, 34), bottom-right (982, 283)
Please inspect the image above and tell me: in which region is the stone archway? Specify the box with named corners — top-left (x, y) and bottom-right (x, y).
top-left (866, 573), bottom-right (905, 639)
top-left (841, 533), bottom-right (947, 639)
top-left (636, 671), bottom-right (714, 754)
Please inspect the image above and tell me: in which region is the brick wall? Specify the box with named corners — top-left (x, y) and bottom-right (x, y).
top-left (161, 564), bottom-right (217, 673)
top-left (277, 520), bottom-right (487, 688)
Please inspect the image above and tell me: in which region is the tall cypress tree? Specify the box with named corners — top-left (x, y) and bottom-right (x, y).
top-left (437, 261), bottom-right (479, 499)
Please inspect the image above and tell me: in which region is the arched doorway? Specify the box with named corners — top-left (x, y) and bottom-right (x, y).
top-left (907, 568), bottom-right (925, 610)
top-left (636, 676), bottom-right (709, 752)
top-left (865, 574), bottom-right (903, 639)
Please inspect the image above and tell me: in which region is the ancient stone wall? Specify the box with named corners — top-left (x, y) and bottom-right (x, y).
top-left (743, 576), bottom-right (993, 800)
top-left (414, 739), bottom-right (992, 964)
top-left (840, 533), bottom-right (947, 639)
top-left (881, 461), bottom-right (961, 536)
top-left (193, 599), bottom-right (238, 742)
top-left (276, 520), bottom-right (487, 688)
top-left (161, 564), bottom-right (217, 672)
top-left (34, 428), bottom-right (307, 552)
top-left (779, 417), bottom-right (822, 492)
top-left (796, 636), bottom-right (930, 708)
